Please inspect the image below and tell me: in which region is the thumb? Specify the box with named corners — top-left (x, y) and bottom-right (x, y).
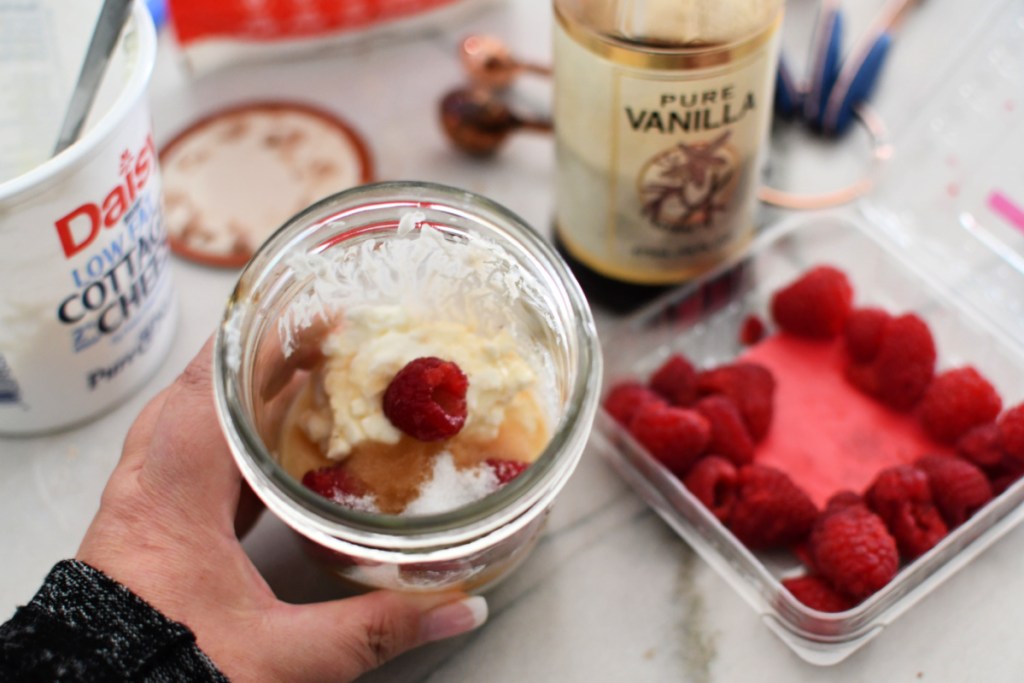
top-left (270, 590), bottom-right (488, 682)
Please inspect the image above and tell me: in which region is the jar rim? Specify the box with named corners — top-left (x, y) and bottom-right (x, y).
top-left (213, 181), bottom-right (602, 552)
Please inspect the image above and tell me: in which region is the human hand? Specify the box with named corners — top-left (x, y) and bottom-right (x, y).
top-left (77, 337), bottom-right (487, 682)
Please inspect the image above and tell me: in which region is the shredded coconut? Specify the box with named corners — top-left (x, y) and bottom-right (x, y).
top-left (396, 210), bottom-right (421, 236)
top-left (276, 214), bottom-right (553, 358)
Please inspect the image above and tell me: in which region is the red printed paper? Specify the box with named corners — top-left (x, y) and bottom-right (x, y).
top-left (168, 0), bottom-right (462, 44)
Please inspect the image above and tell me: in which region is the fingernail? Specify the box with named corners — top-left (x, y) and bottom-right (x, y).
top-left (420, 596), bottom-right (488, 642)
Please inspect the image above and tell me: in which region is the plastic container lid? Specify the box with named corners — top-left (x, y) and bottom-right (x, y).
top-left (864, 0), bottom-right (1024, 351)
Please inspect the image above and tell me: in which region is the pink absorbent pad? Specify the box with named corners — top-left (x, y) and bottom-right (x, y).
top-left (740, 333), bottom-right (953, 508)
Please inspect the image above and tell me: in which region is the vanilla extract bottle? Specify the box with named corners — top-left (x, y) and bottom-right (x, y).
top-left (552, 0), bottom-right (783, 313)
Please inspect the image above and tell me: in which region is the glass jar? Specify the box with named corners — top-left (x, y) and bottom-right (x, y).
top-left (213, 181), bottom-right (602, 592)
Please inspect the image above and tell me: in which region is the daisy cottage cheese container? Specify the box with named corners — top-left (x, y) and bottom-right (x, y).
top-left (0, 1), bottom-right (176, 435)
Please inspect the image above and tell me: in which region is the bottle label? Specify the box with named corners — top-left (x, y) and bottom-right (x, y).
top-left (554, 12), bottom-right (781, 285)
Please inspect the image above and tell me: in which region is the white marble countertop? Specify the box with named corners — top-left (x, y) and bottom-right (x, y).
top-left (4, 0), bottom-right (1024, 680)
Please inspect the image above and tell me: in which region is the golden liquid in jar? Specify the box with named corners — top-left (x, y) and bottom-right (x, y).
top-left (277, 368), bottom-right (551, 515)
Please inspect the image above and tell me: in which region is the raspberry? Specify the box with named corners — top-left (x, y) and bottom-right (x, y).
top-left (865, 465), bottom-right (947, 560)
top-left (894, 505), bottom-right (947, 561)
top-left (694, 395), bottom-right (755, 466)
top-left (696, 362), bottom-right (775, 442)
top-left (791, 541), bottom-right (817, 573)
top-left (957, 422), bottom-right (1004, 471)
top-left (603, 381), bottom-right (664, 426)
top-left (383, 357), bottom-right (469, 441)
top-left (628, 402), bottom-right (710, 476)
top-left (990, 458), bottom-right (1024, 496)
top-left (782, 575), bottom-right (855, 613)
top-left (809, 505), bottom-right (899, 601)
top-left (683, 455), bottom-right (738, 522)
top-left (728, 464), bottom-right (818, 550)
top-left (769, 265), bottom-right (854, 339)
top-left (823, 490), bottom-right (865, 515)
top-left (485, 458), bottom-right (529, 485)
top-left (302, 465), bottom-right (368, 501)
top-left (916, 454), bottom-right (993, 527)
top-left (649, 353), bottom-right (698, 406)
top-left (843, 307), bottom-right (891, 363)
top-left (918, 367), bottom-right (1002, 444)
top-left (846, 314), bottom-right (936, 411)
top-left (865, 465), bottom-right (933, 522)
top-left (997, 403), bottom-right (1024, 464)
top-left (739, 314), bottom-right (766, 345)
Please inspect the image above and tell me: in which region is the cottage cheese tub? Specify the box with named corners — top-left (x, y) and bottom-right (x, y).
top-left (0, 1), bottom-right (176, 435)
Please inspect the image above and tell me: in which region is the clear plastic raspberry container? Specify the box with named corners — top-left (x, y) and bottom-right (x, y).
top-left (592, 0), bottom-right (1024, 665)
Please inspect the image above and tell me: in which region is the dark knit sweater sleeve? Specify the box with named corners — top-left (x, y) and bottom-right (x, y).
top-left (0, 560), bottom-right (228, 682)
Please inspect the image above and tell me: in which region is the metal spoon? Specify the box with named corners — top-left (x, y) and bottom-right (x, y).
top-left (52, 0), bottom-right (133, 155)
